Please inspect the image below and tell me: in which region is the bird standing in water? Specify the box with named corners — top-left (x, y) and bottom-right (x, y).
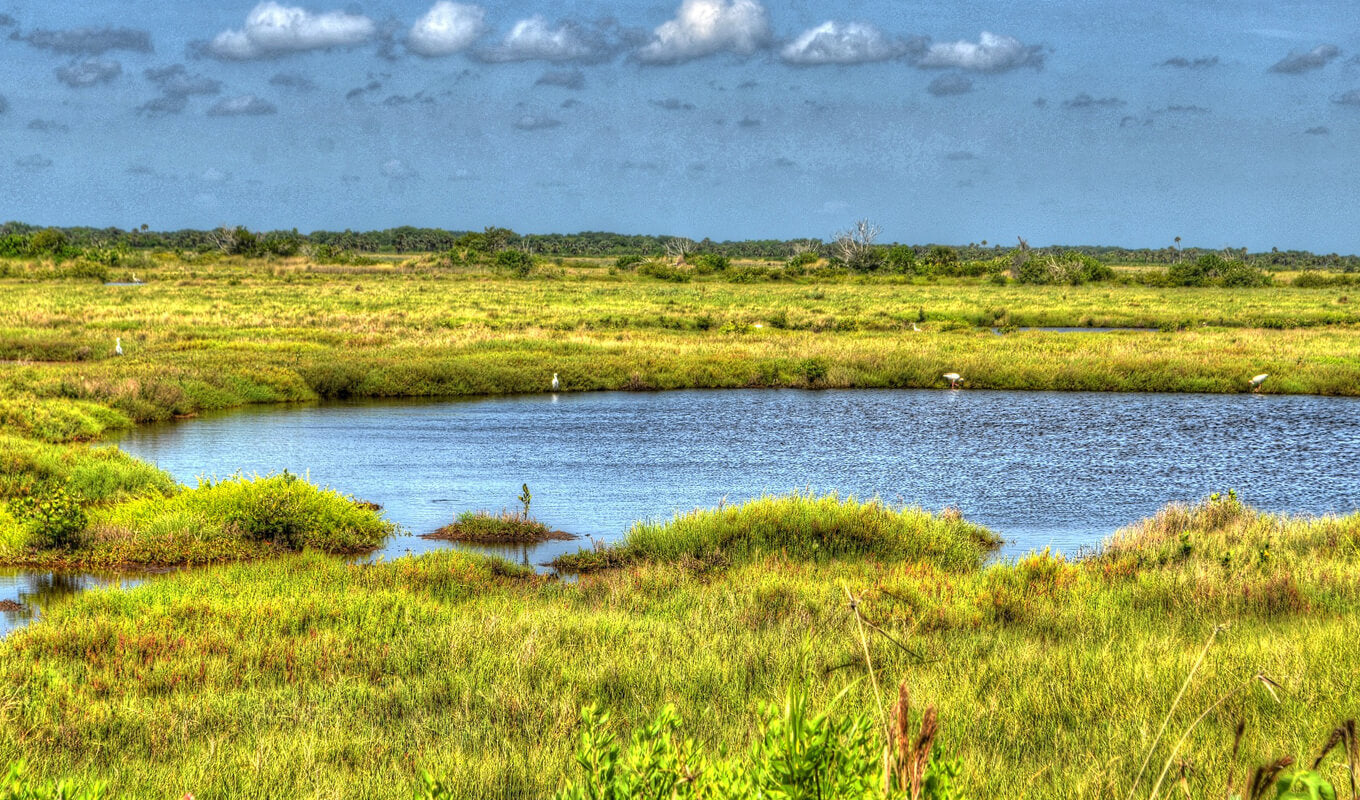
top-left (1249, 373), bottom-right (1268, 393)
top-left (943, 372), bottom-right (961, 389)
top-left (551, 373), bottom-right (560, 391)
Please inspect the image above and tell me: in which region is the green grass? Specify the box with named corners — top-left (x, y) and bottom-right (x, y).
top-left (551, 493), bottom-right (998, 572)
top-left (0, 435), bottom-right (176, 505)
top-left (426, 510), bottom-right (571, 543)
top-left (2, 473), bottom-right (392, 568)
top-left (0, 495), bottom-right (1356, 798)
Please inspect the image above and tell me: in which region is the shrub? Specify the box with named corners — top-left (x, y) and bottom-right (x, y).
top-left (613, 254), bottom-right (644, 270)
top-left (495, 249), bottom-right (535, 277)
top-left (787, 250), bottom-right (820, 268)
top-left (28, 228), bottom-right (68, 256)
top-left (1167, 253), bottom-right (1271, 288)
top-left (800, 357), bottom-right (829, 385)
top-left (691, 253), bottom-right (730, 273)
top-left (884, 245), bottom-right (918, 274)
top-left (7, 481), bottom-right (87, 550)
top-left (1018, 252), bottom-right (1113, 285)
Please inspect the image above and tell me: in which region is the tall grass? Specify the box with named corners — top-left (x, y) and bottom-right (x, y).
top-left (554, 493), bottom-right (997, 571)
top-left (0, 498), bottom-right (1356, 798)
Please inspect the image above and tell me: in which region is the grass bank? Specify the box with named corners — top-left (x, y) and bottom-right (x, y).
top-left (423, 510), bottom-right (575, 544)
top-left (0, 494), bottom-right (1356, 798)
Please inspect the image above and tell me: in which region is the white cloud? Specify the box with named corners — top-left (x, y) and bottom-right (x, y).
top-left (207, 3), bottom-right (376, 60)
top-left (780, 21), bottom-right (909, 65)
top-left (408, 2), bottom-right (485, 57)
top-left (207, 95), bottom-right (279, 116)
top-left (55, 58), bottom-right (123, 88)
top-left (636, 0), bottom-right (771, 65)
top-left (481, 16), bottom-right (605, 62)
top-left (917, 31), bottom-right (1043, 73)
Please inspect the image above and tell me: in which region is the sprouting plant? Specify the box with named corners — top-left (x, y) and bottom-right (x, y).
top-left (518, 483), bottom-right (532, 519)
top-left (0, 761), bottom-right (106, 799)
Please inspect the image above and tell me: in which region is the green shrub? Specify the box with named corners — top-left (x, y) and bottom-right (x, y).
top-left (0, 398), bottom-right (132, 444)
top-left (1018, 252), bottom-right (1113, 285)
top-left (787, 250), bottom-right (820, 268)
top-left (884, 245), bottom-right (918, 274)
top-left (613, 254), bottom-right (644, 270)
top-left (495, 249), bottom-right (535, 277)
top-left (691, 253), bottom-right (730, 273)
top-left (0, 762), bottom-right (105, 800)
top-left (7, 481), bottom-right (87, 550)
top-left (1167, 254), bottom-right (1271, 288)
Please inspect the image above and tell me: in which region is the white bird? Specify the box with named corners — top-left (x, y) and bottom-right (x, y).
top-left (911, 322), bottom-right (921, 332)
top-left (114, 337), bottom-right (123, 356)
top-left (1249, 373), bottom-right (1268, 393)
top-left (943, 372), bottom-right (961, 389)
top-left (551, 372), bottom-right (560, 392)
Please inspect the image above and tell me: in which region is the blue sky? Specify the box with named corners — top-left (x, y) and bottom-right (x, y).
top-left (1, 0), bottom-right (1357, 251)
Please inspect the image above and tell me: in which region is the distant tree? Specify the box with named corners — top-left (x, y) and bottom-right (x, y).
top-left (833, 219), bottom-right (883, 270)
top-left (663, 237), bottom-right (696, 265)
top-left (29, 228), bottom-right (68, 255)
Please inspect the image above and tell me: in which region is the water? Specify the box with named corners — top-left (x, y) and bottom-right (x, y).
top-left (7, 389), bottom-right (1359, 633)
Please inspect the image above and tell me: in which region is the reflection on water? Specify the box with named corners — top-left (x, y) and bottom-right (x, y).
top-left (0, 569), bottom-right (147, 636)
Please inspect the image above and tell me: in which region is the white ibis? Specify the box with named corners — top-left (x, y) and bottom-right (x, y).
top-left (551, 373), bottom-right (560, 392)
top-left (1249, 373), bottom-right (1268, 393)
top-left (943, 372), bottom-right (961, 389)
top-left (114, 337), bottom-right (123, 356)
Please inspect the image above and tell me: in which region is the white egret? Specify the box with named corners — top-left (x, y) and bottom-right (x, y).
top-left (943, 372), bottom-right (961, 389)
top-left (1249, 373), bottom-right (1268, 393)
top-left (114, 337), bottom-right (123, 356)
top-left (911, 322), bottom-right (921, 332)
top-left (551, 372), bottom-right (560, 391)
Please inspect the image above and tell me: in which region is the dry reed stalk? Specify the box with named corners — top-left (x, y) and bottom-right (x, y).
top-left (1149, 674), bottom-right (1282, 800)
top-left (1128, 624), bottom-right (1226, 800)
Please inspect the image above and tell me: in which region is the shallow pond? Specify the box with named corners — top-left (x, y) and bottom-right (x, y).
top-left (6, 388), bottom-right (1360, 633)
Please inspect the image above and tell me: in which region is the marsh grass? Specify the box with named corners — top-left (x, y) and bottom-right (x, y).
top-left (551, 493), bottom-right (998, 572)
top-left (424, 509), bottom-right (574, 543)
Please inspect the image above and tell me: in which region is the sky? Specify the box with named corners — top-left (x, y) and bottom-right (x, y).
top-left (1, 1), bottom-right (1357, 251)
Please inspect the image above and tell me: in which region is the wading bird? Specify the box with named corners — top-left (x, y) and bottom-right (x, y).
top-left (1249, 373), bottom-right (1268, 392)
top-left (943, 372), bottom-right (961, 389)
top-left (114, 337), bottom-right (123, 356)
top-left (911, 322), bottom-right (921, 332)
top-left (551, 373), bottom-right (560, 392)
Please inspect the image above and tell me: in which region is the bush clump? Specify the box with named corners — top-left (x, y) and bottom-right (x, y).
top-left (1167, 254), bottom-right (1271, 287)
top-left (6, 481), bottom-right (87, 550)
top-left (1017, 252), bottom-right (1114, 285)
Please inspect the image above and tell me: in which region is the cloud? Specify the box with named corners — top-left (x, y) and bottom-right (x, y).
top-left (55, 58), bottom-right (122, 88)
top-left (917, 31), bottom-right (1043, 73)
top-left (621, 160), bottom-right (662, 171)
top-left (480, 16), bottom-right (614, 63)
top-left (650, 97), bottom-right (695, 111)
top-left (0, 95), bottom-right (7, 114)
top-left (27, 119), bottom-right (70, 133)
top-left (1161, 104), bottom-right (1210, 113)
top-left (207, 2), bottom-right (376, 60)
top-left (407, 2), bottom-right (484, 57)
top-left (1062, 93), bottom-right (1125, 109)
top-left (774, 157), bottom-right (796, 168)
top-left (512, 114), bottom-right (562, 130)
top-left (15, 154), bottom-right (54, 170)
top-left (207, 94), bottom-right (278, 116)
top-left (1335, 89), bottom-right (1360, 106)
top-left (636, 0), bottom-right (771, 65)
top-left (382, 92), bottom-right (436, 107)
top-left (779, 21), bottom-right (916, 65)
top-left (1269, 44), bottom-right (1340, 74)
top-left (0, 14), bottom-right (16, 28)
top-left (1304, 126), bottom-right (1329, 135)
top-left (345, 79), bottom-right (382, 100)
top-left (737, 116), bottom-right (760, 127)
top-left (944, 150), bottom-right (976, 161)
top-left (535, 69), bottom-right (585, 89)
top-left (139, 64), bottom-right (222, 115)
top-left (12, 26), bottom-right (152, 55)
top-left (1160, 55), bottom-right (1218, 69)
top-left (1033, 97), bottom-right (1047, 108)
top-left (269, 71), bottom-right (316, 90)
top-left (927, 74), bottom-right (973, 96)
top-left (560, 98), bottom-right (582, 108)
top-left (381, 158), bottom-right (418, 179)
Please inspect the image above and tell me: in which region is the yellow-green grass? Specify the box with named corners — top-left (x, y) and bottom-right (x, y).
top-left (0, 494), bottom-right (1356, 798)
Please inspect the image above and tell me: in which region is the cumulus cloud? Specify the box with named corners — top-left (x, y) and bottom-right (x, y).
top-left (28, 119), bottom-right (70, 133)
top-left (1063, 93), bottom-right (1125, 109)
top-left (636, 0), bottom-right (771, 65)
top-left (1335, 89), bottom-right (1360, 106)
top-left (917, 31), bottom-right (1043, 73)
top-left (139, 64), bottom-right (222, 115)
top-left (12, 26), bottom-right (152, 55)
top-left (927, 74), bottom-right (973, 96)
top-left (407, 2), bottom-right (484, 57)
top-left (512, 114), bottom-right (562, 130)
top-left (480, 16), bottom-right (614, 63)
top-left (55, 58), bottom-right (122, 88)
top-left (1161, 55), bottom-right (1218, 69)
top-left (15, 154), bottom-right (54, 170)
top-left (779, 21), bottom-right (916, 65)
top-left (269, 71), bottom-right (316, 90)
top-left (1304, 126), bottom-right (1329, 135)
top-left (650, 97), bottom-right (695, 111)
top-left (535, 69), bottom-right (585, 89)
top-left (207, 2), bottom-right (376, 60)
top-left (1269, 44), bottom-right (1340, 74)
top-left (207, 94), bottom-right (278, 116)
